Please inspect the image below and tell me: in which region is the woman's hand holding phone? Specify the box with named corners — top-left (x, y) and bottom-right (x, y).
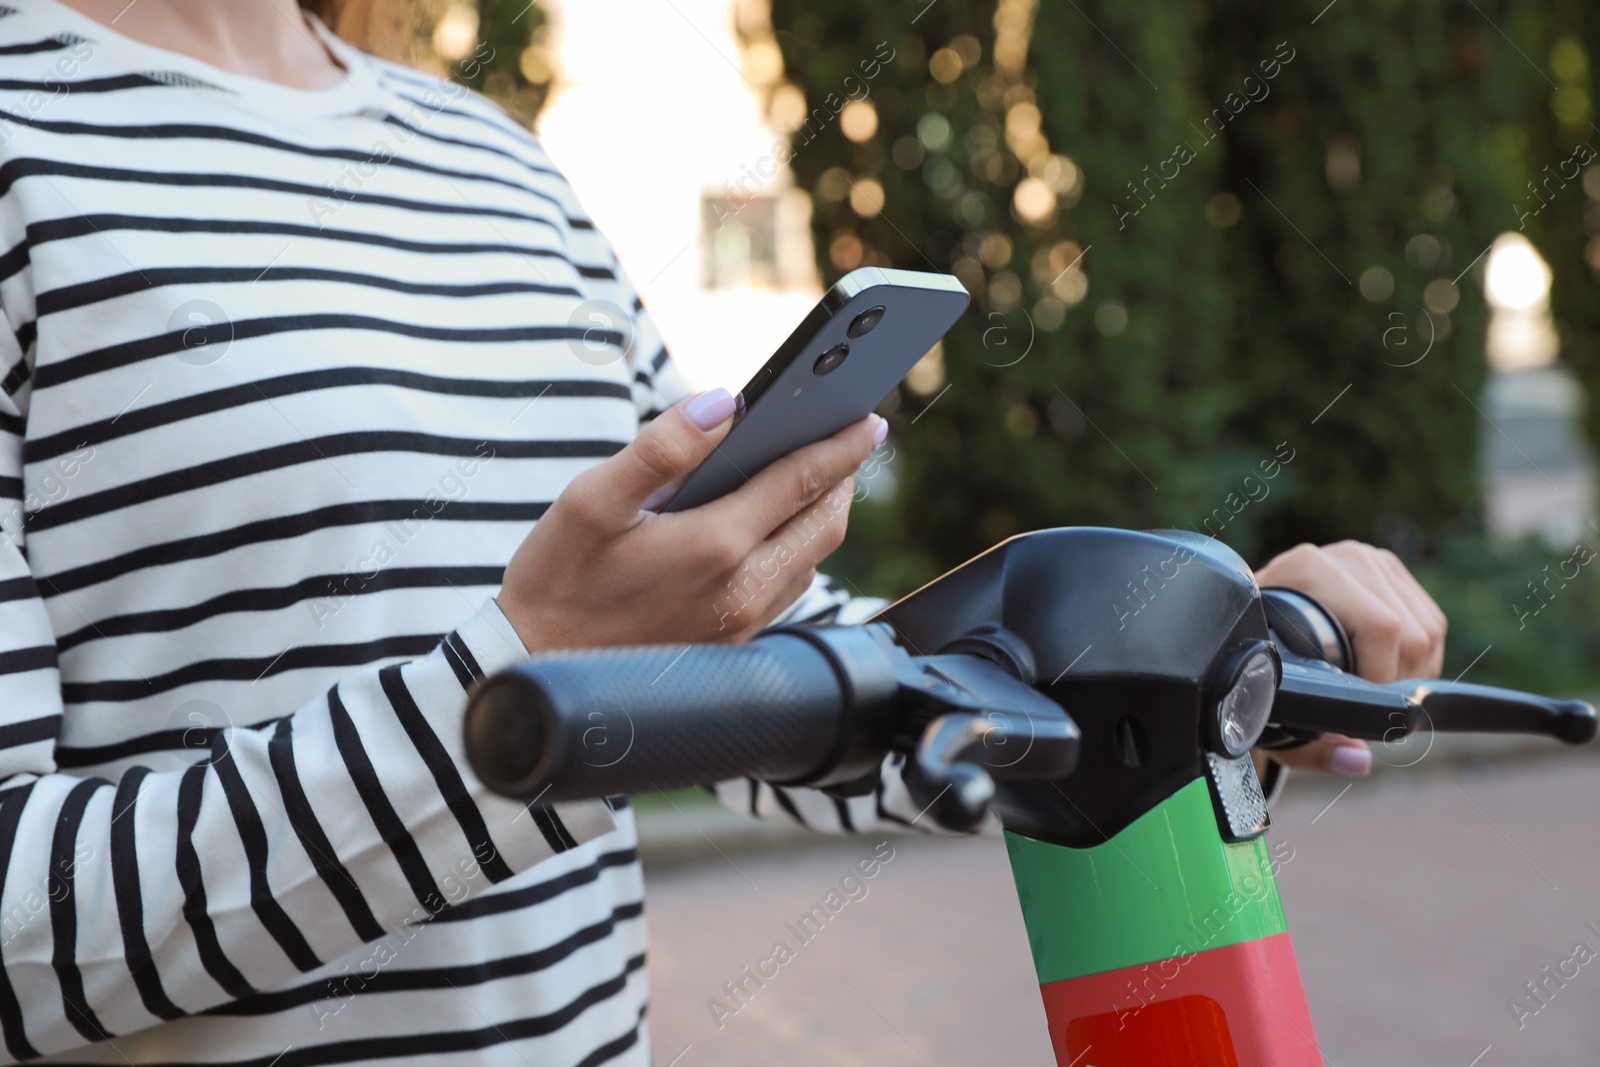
top-left (498, 388), bottom-right (886, 650)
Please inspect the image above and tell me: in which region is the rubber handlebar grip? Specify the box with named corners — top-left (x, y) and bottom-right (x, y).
top-left (463, 632), bottom-right (861, 801)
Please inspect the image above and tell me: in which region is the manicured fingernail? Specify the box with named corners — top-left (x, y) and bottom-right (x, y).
top-left (1327, 745), bottom-right (1372, 777)
top-left (870, 414), bottom-right (888, 447)
top-left (684, 388), bottom-right (736, 430)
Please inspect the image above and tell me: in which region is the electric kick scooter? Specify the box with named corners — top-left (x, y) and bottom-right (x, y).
top-left (463, 527), bottom-right (1597, 1066)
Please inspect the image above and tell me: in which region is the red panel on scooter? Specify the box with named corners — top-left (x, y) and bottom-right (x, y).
top-left (1064, 994), bottom-right (1239, 1066)
top-left (1037, 932), bottom-right (1321, 1067)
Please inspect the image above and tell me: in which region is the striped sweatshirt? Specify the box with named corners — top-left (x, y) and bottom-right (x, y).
top-left (0, 3), bottom-right (940, 1064)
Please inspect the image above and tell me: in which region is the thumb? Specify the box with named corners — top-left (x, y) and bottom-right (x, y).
top-left (580, 388), bottom-right (737, 524)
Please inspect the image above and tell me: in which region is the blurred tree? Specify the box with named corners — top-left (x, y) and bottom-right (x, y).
top-left (770, 0), bottom-right (1536, 593)
top-left (444, 0), bottom-right (556, 125)
top-left (1203, 1), bottom-right (1528, 553)
top-left (1018, 0), bottom-right (1242, 551)
top-left (1417, 532), bottom-right (1600, 697)
top-left (1520, 7), bottom-right (1600, 445)
top-left (766, 0), bottom-right (1243, 590)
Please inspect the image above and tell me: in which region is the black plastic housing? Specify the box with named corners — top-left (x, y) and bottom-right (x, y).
top-left (875, 527), bottom-right (1269, 845)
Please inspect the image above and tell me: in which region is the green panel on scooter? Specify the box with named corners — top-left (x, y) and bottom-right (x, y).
top-left (1004, 777), bottom-right (1288, 985)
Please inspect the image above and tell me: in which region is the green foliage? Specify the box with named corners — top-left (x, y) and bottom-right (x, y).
top-left (1416, 533), bottom-right (1600, 695)
top-left (772, 0), bottom-right (1544, 599)
top-left (1204, 3), bottom-right (1524, 552)
top-left (1020, 0), bottom-right (1243, 549)
top-left (1520, 6), bottom-right (1600, 447)
top-left (775, 0), bottom-right (1246, 588)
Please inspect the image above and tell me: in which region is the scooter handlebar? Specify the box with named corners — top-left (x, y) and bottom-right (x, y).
top-left (460, 573), bottom-right (1595, 808)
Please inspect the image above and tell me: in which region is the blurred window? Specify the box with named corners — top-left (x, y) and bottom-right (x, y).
top-left (702, 193), bottom-right (780, 289)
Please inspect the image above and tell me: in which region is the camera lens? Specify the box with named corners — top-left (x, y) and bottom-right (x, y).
top-left (813, 343), bottom-right (850, 376)
top-left (848, 306), bottom-right (886, 338)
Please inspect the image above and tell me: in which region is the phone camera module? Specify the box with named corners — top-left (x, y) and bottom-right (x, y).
top-left (813, 343), bottom-right (850, 376)
top-left (847, 305), bottom-right (886, 338)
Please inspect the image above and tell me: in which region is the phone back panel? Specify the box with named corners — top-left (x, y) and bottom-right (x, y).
top-left (663, 268), bottom-right (969, 512)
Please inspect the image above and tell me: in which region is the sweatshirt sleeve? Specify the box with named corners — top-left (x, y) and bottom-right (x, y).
top-left (0, 380), bottom-right (614, 1061)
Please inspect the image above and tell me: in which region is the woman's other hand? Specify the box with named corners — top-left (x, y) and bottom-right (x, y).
top-left (1253, 540), bottom-right (1449, 777)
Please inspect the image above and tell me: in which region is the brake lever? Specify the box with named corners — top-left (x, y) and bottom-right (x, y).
top-left (892, 652), bottom-right (1081, 831)
top-left (1261, 588), bottom-right (1598, 747)
top-left (1391, 678), bottom-right (1597, 744)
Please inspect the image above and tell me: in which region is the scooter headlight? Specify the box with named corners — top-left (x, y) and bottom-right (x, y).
top-left (1210, 642), bottom-right (1280, 759)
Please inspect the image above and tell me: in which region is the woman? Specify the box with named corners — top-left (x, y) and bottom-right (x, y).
top-left (0, 0), bottom-right (1443, 1063)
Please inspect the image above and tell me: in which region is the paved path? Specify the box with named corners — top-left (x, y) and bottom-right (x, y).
top-left (640, 755), bottom-right (1600, 1066)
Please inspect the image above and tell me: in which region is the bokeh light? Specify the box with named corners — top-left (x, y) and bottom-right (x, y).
top-left (1484, 233), bottom-right (1552, 310)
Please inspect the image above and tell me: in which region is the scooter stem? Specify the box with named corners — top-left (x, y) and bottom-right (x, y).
top-left (1006, 778), bottom-right (1321, 1066)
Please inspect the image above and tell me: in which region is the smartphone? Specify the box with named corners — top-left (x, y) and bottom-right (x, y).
top-left (661, 267), bottom-right (970, 512)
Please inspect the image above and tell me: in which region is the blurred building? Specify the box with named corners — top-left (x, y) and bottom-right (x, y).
top-left (1480, 234), bottom-right (1597, 546)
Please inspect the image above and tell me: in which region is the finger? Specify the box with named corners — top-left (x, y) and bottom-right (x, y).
top-left (756, 475), bottom-right (856, 576)
top-left (1372, 551), bottom-right (1447, 678)
top-left (703, 484), bottom-right (842, 639)
top-left (1326, 543), bottom-right (1435, 680)
top-left (1268, 545), bottom-right (1405, 682)
top-left (732, 565), bottom-right (821, 641)
top-left (705, 414), bottom-right (884, 541)
top-left (1268, 735), bottom-right (1371, 777)
top-left (1369, 554), bottom-right (1443, 678)
top-left (711, 473), bottom-right (852, 638)
top-left (568, 389), bottom-right (737, 527)
top-left (712, 550), bottom-right (822, 640)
